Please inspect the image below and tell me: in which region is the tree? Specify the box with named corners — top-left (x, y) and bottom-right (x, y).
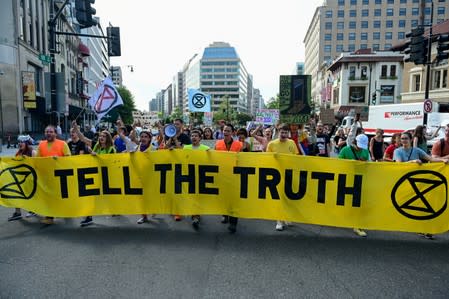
top-left (235, 112), bottom-right (253, 126)
top-left (103, 85), bottom-right (137, 124)
top-left (213, 96), bottom-right (237, 123)
top-left (266, 95), bottom-right (280, 109)
top-left (169, 106), bottom-right (183, 122)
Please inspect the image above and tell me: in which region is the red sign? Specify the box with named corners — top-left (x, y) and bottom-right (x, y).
top-left (423, 99), bottom-right (432, 113)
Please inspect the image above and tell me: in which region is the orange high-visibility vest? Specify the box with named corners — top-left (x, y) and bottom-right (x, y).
top-left (215, 139), bottom-right (242, 152)
top-left (38, 139), bottom-right (67, 157)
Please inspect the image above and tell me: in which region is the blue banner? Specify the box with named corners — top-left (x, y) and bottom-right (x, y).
top-left (188, 89), bottom-right (211, 112)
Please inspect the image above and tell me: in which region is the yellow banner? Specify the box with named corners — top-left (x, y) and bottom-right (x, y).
top-left (1, 151), bottom-right (448, 234)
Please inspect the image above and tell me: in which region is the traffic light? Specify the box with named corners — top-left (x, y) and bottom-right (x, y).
top-left (436, 34), bottom-right (449, 62)
top-left (403, 27), bottom-right (427, 65)
top-left (75, 0), bottom-right (98, 29)
top-left (371, 92), bottom-right (376, 105)
top-left (107, 27), bottom-right (121, 57)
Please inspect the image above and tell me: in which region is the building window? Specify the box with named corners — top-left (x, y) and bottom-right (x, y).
top-left (336, 44), bottom-right (344, 52)
top-left (349, 66), bottom-right (356, 78)
top-left (380, 85), bottom-right (395, 103)
top-left (384, 43), bottom-right (392, 49)
top-left (412, 8), bottom-right (419, 15)
top-left (373, 20), bottom-right (381, 28)
top-left (398, 20), bottom-right (406, 27)
top-left (398, 32), bottom-right (405, 39)
top-left (399, 8), bottom-right (406, 15)
top-left (375, 0), bottom-right (382, 3)
top-left (361, 21), bottom-right (368, 28)
top-left (433, 69), bottom-right (448, 88)
top-left (325, 22), bottom-right (332, 29)
top-left (400, 0), bottom-right (406, 3)
top-left (351, 0), bottom-right (357, 4)
top-left (338, 0), bottom-right (345, 4)
top-left (361, 66), bottom-right (368, 79)
top-left (363, 0), bottom-right (369, 4)
top-left (348, 44), bottom-right (356, 51)
top-left (373, 32), bottom-right (381, 39)
top-left (324, 45), bottom-right (331, 52)
top-left (387, 0), bottom-right (394, 4)
top-left (349, 32), bottom-right (356, 40)
top-left (325, 33), bottom-right (332, 41)
top-left (411, 20), bottom-right (419, 27)
top-left (374, 9), bottom-right (381, 16)
top-left (360, 44), bottom-right (368, 49)
top-left (361, 32), bottom-right (368, 40)
top-left (386, 20), bottom-right (393, 27)
top-left (362, 9), bottom-right (369, 16)
top-left (349, 21), bottom-right (356, 29)
top-left (438, 7), bottom-right (446, 15)
top-left (424, 7), bottom-right (431, 15)
top-left (381, 65), bottom-right (388, 77)
top-left (373, 44), bottom-right (380, 50)
top-left (338, 10), bottom-right (345, 17)
top-left (386, 8), bottom-right (394, 16)
top-left (324, 56), bottom-right (331, 62)
top-left (326, 10), bottom-right (333, 18)
top-left (337, 33), bottom-right (344, 40)
top-left (413, 74), bottom-right (421, 91)
top-left (350, 10), bottom-right (357, 17)
top-left (349, 86), bottom-right (366, 103)
top-left (385, 32), bottom-right (393, 39)
top-left (337, 22), bottom-right (344, 29)
top-left (390, 65), bottom-right (396, 77)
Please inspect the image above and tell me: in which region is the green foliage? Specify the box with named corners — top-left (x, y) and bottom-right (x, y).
top-left (266, 95), bottom-right (280, 109)
top-left (212, 97), bottom-right (238, 123)
top-left (235, 113), bottom-right (253, 126)
top-left (169, 106), bottom-right (183, 122)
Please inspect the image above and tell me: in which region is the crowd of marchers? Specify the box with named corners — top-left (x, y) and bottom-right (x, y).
top-left (5, 116), bottom-right (449, 239)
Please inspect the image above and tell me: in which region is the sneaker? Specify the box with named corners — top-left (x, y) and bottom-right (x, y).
top-left (174, 215), bottom-right (182, 221)
top-left (424, 233), bottom-right (435, 240)
top-left (228, 223), bottom-right (237, 233)
top-left (80, 216), bottom-right (93, 227)
top-left (40, 217), bottom-right (54, 225)
top-left (137, 217), bottom-right (148, 224)
top-left (8, 212), bottom-right (22, 221)
top-left (192, 218), bottom-right (200, 230)
top-left (275, 221), bottom-right (284, 231)
top-left (353, 228), bottom-right (367, 237)
top-left (221, 215), bottom-right (229, 224)
top-left (25, 211), bottom-right (37, 218)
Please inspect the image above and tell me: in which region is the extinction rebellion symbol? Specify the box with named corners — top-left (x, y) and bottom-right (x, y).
top-left (391, 170), bottom-right (447, 220)
top-left (192, 93), bottom-right (207, 109)
top-left (0, 164), bottom-right (37, 199)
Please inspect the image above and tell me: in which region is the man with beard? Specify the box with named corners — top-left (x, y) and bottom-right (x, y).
top-left (37, 125), bottom-right (71, 225)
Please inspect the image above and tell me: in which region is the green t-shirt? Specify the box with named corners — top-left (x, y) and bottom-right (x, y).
top-left (338, 145), bottom-right (370, 161)
top-left (92, 144), bottom-right (116, 154)
top-left (183, 144), bottom-right (210, 151)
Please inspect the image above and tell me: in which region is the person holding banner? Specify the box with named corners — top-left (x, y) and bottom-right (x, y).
top-left (183, 129), bottom-right (210, 230)
top-left (80, 130), bottom-right (117, 227)
top-left (338, 134), bottom-right (370, 237)
top-left (215, 124), bottom-right (242, 233)
top-left (37, 125), bottom-right (71, 225)
top-left (266, 124), bottom-right (299, 231)
top-left (7, 135), bottom-right (37, 222)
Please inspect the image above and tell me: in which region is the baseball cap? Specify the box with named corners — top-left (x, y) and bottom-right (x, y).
top-left (356, 134), bottom-right (368, 150)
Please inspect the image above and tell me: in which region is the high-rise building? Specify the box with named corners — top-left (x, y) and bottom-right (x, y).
top-left (194, 42), bottom-right (250, 114)
top-left (304, 0), bottom-right (449, 106)
top-left (295, 62), bottom-right (305, 75)
top-left (110, 66), bottom-right (122, 86)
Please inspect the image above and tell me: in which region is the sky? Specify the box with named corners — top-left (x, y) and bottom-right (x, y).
top-left (94, 0), bottom-right (324, 111)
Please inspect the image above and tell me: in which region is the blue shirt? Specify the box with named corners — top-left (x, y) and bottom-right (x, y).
top-left (393, 147), bottom-right (428, 162)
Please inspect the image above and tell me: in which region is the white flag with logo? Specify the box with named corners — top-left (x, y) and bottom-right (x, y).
top-left (188, 89), bottom-right (211, 112)
top-left (88, 77), bottom-right (124, 123)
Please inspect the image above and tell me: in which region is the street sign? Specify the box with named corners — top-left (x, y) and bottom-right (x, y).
top-left (424, 99), bottom-right (433, 113)
top-left (38, 54), bottom-right (51, 65)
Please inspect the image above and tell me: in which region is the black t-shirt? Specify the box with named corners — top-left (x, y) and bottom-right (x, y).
top-left (68, 140), bottom-right (87, 155)
top-left (167, 133), bottom-right (191, 148)
top-left (315, 133), bottom-right (331, 157)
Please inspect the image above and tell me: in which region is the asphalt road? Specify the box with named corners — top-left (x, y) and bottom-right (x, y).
top-left (1, 207), bottom-right (449, 298)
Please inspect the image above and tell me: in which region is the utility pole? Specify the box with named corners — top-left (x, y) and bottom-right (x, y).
top-left (423, 0), bottom-right (433, 126)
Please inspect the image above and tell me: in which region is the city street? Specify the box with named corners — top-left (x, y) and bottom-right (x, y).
top-left (1, 206), bottom-right (449, 298)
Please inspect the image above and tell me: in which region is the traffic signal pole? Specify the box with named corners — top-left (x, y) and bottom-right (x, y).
top-left (423, 0), bottom-right (433, 126)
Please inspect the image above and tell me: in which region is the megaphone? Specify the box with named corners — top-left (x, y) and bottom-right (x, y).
top-left (164, 124), bottom-right (177, 138)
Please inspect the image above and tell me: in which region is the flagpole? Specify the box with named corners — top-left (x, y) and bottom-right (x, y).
top-left (74, 106), bottom-right (86, 122)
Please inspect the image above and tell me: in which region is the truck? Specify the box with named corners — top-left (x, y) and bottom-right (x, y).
top-left (339, 103), bottom-right (449, 138)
